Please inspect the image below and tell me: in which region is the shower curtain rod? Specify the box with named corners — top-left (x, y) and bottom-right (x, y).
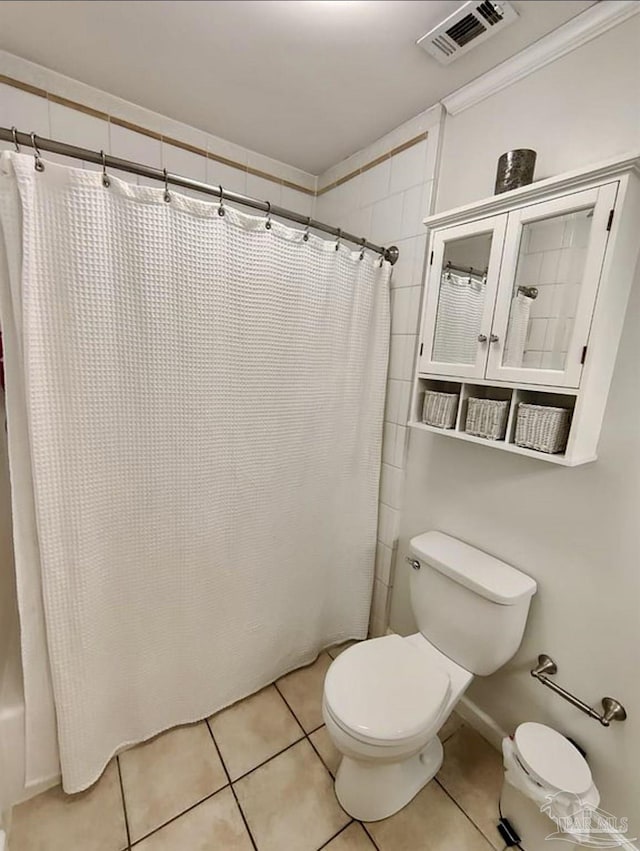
top-left (445, 260), bottom-right (487, 277)
top-left (0, 127), bottom-right (400, 265)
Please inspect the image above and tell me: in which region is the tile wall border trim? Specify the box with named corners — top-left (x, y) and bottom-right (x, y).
top-left (315, 132), bottom-right (429, 196)
top-left (1, 72), bottom-right (428, 199)
top-left (0, 72), bottom-right (316, 196)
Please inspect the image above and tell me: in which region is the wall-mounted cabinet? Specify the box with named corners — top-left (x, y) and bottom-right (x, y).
top-left (410, 153), bottom-right (640, 465)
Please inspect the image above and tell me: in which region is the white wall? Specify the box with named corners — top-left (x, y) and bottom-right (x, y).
top-left (391, 17), bottom-right (640, 836)
top-left (0, 49), bottom-right (315, 215)
top-left (436, 16), bottom-right (640, 212)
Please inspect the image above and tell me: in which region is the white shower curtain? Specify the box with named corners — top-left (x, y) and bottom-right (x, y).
top-left (0, 152), bottom-right (390, 793)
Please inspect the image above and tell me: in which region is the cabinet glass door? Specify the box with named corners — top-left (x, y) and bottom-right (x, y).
top-left (419, 215), bottom-right (507, 379)
top-left (486, 183), bottom-right (618, 387)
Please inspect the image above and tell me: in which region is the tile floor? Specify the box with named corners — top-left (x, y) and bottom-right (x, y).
top-left (9, 643), bottom-right (505, 851)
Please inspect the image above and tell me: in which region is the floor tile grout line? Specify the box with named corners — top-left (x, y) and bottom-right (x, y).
top-left (435, 777), bottom-right (498, 849)
top-left (229, 734), bottom-right (306, 784)
top-left (273, 679), bottom-right (378, 849)
top-left (305, 729), bottom-right (338, 780)
top-left (361, 822), bottom-right (382, 851)
top-left (205, 718), bottom-right (260, 851)
top-left (273, 679), bottom-right (370, 846)
top-left (115, 755), bottom-right (132, 850)
top-left (119, 684), bottom-right (465, 851)
top-left (212, 679), bottom-right (355, 850)
top-left (129, 785), bottom-right (227, 847)
top-left (273, 681), bottom-right (335, 779)
top-left (316, 819), bottom-right (354, 849)
top-left (273, 680), bottom-right (312, 738)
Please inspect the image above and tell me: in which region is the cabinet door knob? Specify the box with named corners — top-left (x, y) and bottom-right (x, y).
top-left (490, 334), bottom-right (500, 343)
top-left (477, 334), bottom-right (487, 343)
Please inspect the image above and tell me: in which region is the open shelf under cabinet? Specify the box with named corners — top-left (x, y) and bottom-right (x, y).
top-left (409, 377), bottom-right (592, 466)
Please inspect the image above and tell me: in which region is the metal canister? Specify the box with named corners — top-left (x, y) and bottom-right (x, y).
top-left (494, 149), bottom-right (537, 194)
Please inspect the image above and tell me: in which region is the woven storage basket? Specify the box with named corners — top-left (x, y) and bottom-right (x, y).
top-left (465, 398), bottom-right (509, 440)
top-left (422, 390), bottom-right (458, 429)
top-left (515, 403), bottom-right (572, 454)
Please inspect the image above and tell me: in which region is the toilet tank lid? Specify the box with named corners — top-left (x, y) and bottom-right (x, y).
top-left (409, 531), bottom-right (537, 606)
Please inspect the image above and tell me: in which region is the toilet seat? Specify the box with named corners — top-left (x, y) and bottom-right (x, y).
top-left (324, 635), bottom-right (451, 746)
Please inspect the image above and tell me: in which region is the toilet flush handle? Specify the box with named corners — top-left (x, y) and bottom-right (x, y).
top-left (405, 556), bottom-right (421, 571)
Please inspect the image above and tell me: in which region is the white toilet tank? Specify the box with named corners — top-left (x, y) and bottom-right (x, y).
top-left (409, 532), bottom-right (537, 676)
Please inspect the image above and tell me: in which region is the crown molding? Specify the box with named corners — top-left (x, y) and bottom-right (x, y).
top-left (423, 151), bottom-right (640, 229)
top-left (442, 1), bottom-right (640, 116)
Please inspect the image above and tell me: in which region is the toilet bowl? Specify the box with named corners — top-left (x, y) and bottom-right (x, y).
top-left (322, 531), bottom-right (537, 821)
top-left (323, 632), bottom-right (472, 821)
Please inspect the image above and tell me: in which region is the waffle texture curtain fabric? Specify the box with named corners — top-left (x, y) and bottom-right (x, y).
top-left (0, 152), bottom-right (390, 793)
top-left (432, 273), bottom-right (485, 365)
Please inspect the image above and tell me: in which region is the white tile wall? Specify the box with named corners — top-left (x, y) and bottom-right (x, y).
top-left (206, 159), bottom-right (248, 197)
top-left (0, 49), bottom-right (317, 189)
top-left (49, 102), bottom-right (110, 152)
top-left (377, 503), bottom-right (400, 550)
top-left (388, 335), bottom-right (415, 381)
top-left (110, 124), bottom-right (163, 169)
top-left (246, 172), bottom-right (282, 207)
top-left (400, 182), bottom-right (433, 240)
top-left (162, 142), bottom-right (207, 183)
top-left (0, 81), bottom-right (314, 218)
top-left (370, 192), bottom-right (404, 245)
top-left (389, 141), bottom-right (429, 195)
top-left (317, 104), bottom-right (442, 191)
top-left (380, 463), bottom-right (405, 509)
top-left (0, 83), bottom-right (49, 138)
top-left (390, 287), bottom-right (421, 335)
top-left (370, 578), bottom-right (392, 636)
top-left (281, 185), bottom-right (314, 218)
top-left (360, 161), bottom-right (391, 207)
top-left (375, 542), bottom-right (393, 585)
top-left (341, 205), bottom-right (373, 244)
top-left (391, 235), bottom-right (428, 290)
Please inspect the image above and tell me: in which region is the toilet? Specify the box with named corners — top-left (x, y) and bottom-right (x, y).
top-left (322, 531), bottom-right (537, 822)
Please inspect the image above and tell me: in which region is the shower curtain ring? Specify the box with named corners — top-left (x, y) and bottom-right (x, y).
top-left (379, 250), bottom-right (385, 268)
top-left (11, 126), bottom-right (20, 152)
top-left (303, 216), bottom-right (311, 242)
top-left (265, 201), bottom-right (272, 230)
top-left (335, 229), bottom-right (341, 252)
top-left (100, 150), bottom-right (110, 188)
top-left (359, 237), bottom-right (366, 261)
top-left (218, 185), bottom-right (225, 216)
top-left (30, 132), bottom-right (44, 172)
top-left (163, 169), bottom-right (171, 202)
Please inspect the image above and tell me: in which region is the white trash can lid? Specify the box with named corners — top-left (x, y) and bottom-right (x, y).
top-left (514, 722), bottom-right (593, 795)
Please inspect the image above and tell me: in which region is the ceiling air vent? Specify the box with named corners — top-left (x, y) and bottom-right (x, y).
top-left (417, 1), bottom-right (518, 65)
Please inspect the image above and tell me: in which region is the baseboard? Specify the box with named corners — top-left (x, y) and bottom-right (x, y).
top-left (455, 695), bottom-right (508, 751)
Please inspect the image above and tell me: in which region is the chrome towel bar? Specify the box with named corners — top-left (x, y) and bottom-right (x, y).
top-left (530, 654), bottom-right (627, 726)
